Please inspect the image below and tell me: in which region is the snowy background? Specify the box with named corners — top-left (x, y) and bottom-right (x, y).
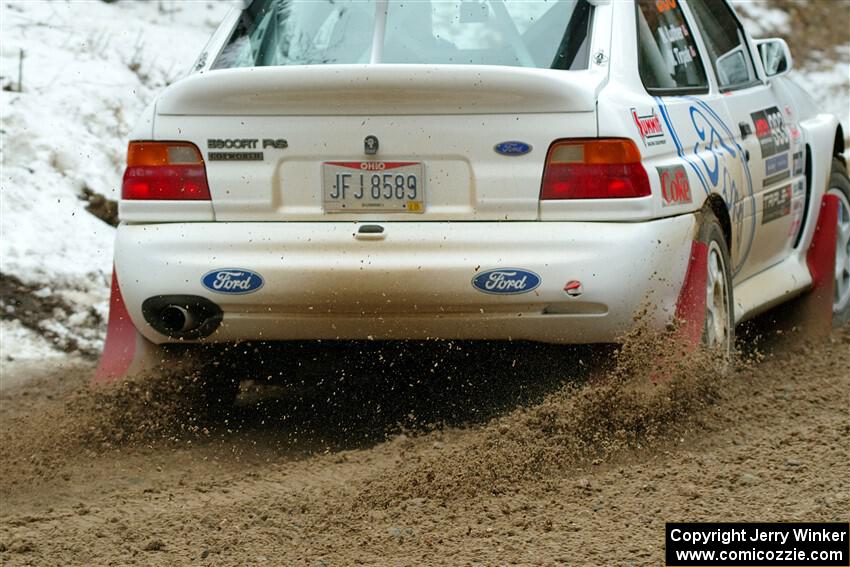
top-left (0, 0), bottom-right (848, 367)
top-left (1, 0), bottom-right (234, 363)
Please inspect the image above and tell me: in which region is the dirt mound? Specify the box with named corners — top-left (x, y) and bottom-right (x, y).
top-left (0, 369), bottom-right (201, 489)
top-left (361, 323), bottom-right (728, 505)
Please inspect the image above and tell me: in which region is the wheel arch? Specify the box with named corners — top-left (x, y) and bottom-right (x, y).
top-left (834, 124), bottom-right (846, 164)
top-left (702, 194), bottom-right (732, 253)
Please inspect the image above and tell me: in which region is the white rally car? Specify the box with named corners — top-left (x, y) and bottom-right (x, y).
top-left (97, 0), bottom-right (849, 401)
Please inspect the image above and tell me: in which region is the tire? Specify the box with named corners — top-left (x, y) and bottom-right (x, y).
top-left (698, 210), bottom-right (735, 356)
top-left (827, 157), bottom-right (850, 328)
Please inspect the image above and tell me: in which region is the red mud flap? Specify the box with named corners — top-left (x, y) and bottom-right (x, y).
top-left (92, 271), bottom-right (160, 385)
top-left (798, 193), bottom-right (839, 337)
top-left (674, 241), bottom-right (709, 350)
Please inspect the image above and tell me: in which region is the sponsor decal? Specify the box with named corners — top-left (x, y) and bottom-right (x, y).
top-left (494, 141), bottom-right (532, 156)
top-left (631, 108), bottom-right (666, 147)
top-left (789, 124), bottom-right (801, 142)
top-left (750, 106), bottom-right (789, 159)
top-left (763, 152), bottom-right (790, 186)
top-left (202, 269), bottom-right (264, 295)
top-left (792, 150), bottom-right (804, 175)
top-left (765, 153), bottom-right (788, 176)
top-left (563, 280), bottom-right (583, 297)
top-left (762, 185), bottom-right (792, 224)
top-left (657, 165), bottom-right (692, 206)
top-left (658, 23), bottom-right (687, 43)
top-left (655, 0), bottom-right (678, 13)
top-left (472, 268), bottom-right (541, 295)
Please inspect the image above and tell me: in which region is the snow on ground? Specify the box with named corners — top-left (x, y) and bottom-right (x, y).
top-left (0, 319), bottom-right (63, 362)
top-left (788, 43), bottom-right (850, 138)
top-left (733, 0), bottom-right (850, 135)
top-left (0, 0), bottom-right (233, 358)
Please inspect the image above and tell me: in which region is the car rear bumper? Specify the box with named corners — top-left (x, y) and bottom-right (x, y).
top-left (115, 217), bottom-right (697, 344)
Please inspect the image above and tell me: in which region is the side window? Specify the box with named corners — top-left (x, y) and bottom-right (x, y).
top-left (636, 0), bottom-right (707, 93)
top-left (686, 0), bottom-right (758, 90)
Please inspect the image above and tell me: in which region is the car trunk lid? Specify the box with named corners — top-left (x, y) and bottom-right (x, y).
top-left (152, 65), bottom-right (602, 221)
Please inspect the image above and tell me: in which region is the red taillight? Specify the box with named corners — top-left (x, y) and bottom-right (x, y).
top-left (540, 139), bottom-right (651, 200)
top-left (122, 142), bottom-right (210, 200)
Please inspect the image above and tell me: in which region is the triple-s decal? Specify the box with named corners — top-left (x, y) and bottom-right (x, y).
top-left (762, 185), bottom-right (791, 224)
top-left (657, 165), bottom-right (692, 206)
top-left (750, 106), bottom-right (790, 186)
top-left (472, 268), bottom-right (541, 295)
top-left (631, 108), bottom-right (666, 147)
top-left (202, 269), bottom-right (264, 294)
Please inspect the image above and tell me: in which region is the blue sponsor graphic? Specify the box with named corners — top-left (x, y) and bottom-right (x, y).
top-left (655, 96), bottom-right (756, 277)
top-left (765, 153), bottom-right (789, 177)
top-left (494, 141), bottom-right (532, 156)
top-left (202, 268), bottom-right (264, 295)
top-left (472, 268), bottom-right (540, 295)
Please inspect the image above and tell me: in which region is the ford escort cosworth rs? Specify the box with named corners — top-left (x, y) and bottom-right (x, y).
top-left (96, 0), bottom-right (850, 404)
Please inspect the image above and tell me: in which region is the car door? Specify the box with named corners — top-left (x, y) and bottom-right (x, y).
top-left (685, 0), bottom-right (805, 281)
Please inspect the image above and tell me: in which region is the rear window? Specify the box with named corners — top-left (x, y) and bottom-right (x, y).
top-left (213, 0), bottom-right (593, 70)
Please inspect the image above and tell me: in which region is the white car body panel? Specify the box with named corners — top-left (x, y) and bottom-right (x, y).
top-left (113, 0), bottom-right (842, 346)
top-left (115, 216), bottom-right (694, 344)
top-left (156, 65), bottom-right (604, 116)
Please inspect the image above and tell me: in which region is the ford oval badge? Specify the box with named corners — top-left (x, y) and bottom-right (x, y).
top-left (202, 268), bottom-right (264, 295)
top-left (494, 141), bottom-right (532, 156)
top-left (472, 268), bottom-right (541, 295)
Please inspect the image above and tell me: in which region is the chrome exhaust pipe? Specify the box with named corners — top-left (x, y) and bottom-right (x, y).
top-left (160, 305), bottom-right (197, 334)
top-left (142, 295), bottom-right (223, 339)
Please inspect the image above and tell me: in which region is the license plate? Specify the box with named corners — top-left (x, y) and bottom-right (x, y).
top-left (322, 161), bottom-right (425, 213)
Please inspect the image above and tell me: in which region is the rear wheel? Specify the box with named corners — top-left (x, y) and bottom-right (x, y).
top-left (699, 211), bottom-right (735, 356)
top-left (827, 157), bottom-right (850, 327)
